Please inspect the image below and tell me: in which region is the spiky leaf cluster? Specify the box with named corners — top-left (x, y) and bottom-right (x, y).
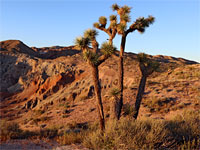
top-left (109, 15), bottom-right (117, 29)
top-left (111, 4), bottom-right (155, 35)
top-left (111, 4), bottom-right (131, 34)
top-left (117, 5), bottom-right (131, 16)
top-left (109, 15), bottom-right (117, 22)
top-left (112, 3), bottom-right (119, 11)
top-left (83, 50), bottom-right (99, 66)
top-left (121, 14), bottom-right (131, 23)
top-left (110, 88), bottom-right (120, 97)
top-left (101, 42), bottom-right (116, 56)
top-left (84, 29), bottom-right (98, 40)
top-left (93, 22), bottom-right (100, 28)
top-left (149, 61), bottom-right (160, 72)
top-left (99, 16), bottom-right (107, 26)
top-left (75, 36), bottom-right (90, 50)
top-left (122, 5), bottom-right (131, 14)
top-left (137, 53), bottom-right (148, 63)
top-left (117, 23), bottom-right (127, 34)
top-left (137, 53), bottom-right (160, 72)
top-left (133, 16), bottom-right (155, 33)
top-left (75, 28), bottom-right (116, 66)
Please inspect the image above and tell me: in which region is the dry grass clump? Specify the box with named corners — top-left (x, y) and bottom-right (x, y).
top-left (0, 120), bottom-right (59, 141)
top-left (123, 103), bottom-right (135, 116)
top-left (56, 121), bottom-right (90, 145)
top-left (39, 127), bottom-right (58, 139)
top-left (0, 120), bottom-right (22, 141)
top-left (172, 65), bottom-right (200, 80)
top-left (0, 120), bottom-right (36, 141)
top-left (57, 132), bottom-right (84, 145)
top-left (83, 118), bottom-right (168, 149)
top-left (143, 96), bottom-right (176, 113)
top-left (1, 110), bottom-right (199, 149)
top-left (83, 110), bottom-right (200, 149)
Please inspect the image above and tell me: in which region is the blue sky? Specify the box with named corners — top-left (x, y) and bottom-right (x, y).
top-left (0, 0), bottom-right (199, 62)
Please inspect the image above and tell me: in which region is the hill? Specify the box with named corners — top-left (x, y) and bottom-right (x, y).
top-left (0, 39), bottom-right (199, 132)
top-left (0, 40), bottom-right (38, 56)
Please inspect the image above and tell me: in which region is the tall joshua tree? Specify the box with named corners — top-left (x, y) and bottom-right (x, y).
top-left (94, 4), bottom-right (155, 119)
top-left (75, 29), bottom-right (116, 131)
top-left (112, 4), bottom-right (155, 119)
top-left (133, 53), bottom-right (160, 119)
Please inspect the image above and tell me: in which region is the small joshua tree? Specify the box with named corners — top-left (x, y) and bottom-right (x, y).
top-left (94, 4), bottom-right (155, 119)
top-left (109, 88), bottom-right (120, 120)
top-left (133, 53), bottom-right (160, 119)
top-left (75, 29), bottom-right (116, 131)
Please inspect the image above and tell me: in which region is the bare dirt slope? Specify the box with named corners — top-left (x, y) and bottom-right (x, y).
top-left (0, 40), bottom-right (199, 131)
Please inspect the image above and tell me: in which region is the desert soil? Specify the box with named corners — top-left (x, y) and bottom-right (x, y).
top-left (0, 140), bottom-right (89, 150)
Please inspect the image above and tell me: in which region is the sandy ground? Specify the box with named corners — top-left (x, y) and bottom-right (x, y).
top-left (0, 140), bottom-right (89, 150)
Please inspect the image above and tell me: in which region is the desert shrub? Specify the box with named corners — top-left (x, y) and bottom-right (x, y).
top-left (0, 120), bottom-right (23, 140)
top-left (147, 80), bottom-right (160, 86)
top-left (34, 109), bottom-right (45, 115)
top-left (62, 114), bottom-right (70, 118)
top-left (143, 97), bottom-right (176, 113)
top-left (57, 122), bottom-right (90, 145)
top-left (65, 121), bottom-right (79, 130)
top-left (179, 138), bottom-right (200, 150)
top-left (110, 88), bottom-right (120, 97)
top-left (171, 102), bottom-right (188, 111)
top-left (65, 102), bottom-right (71, 108)
top-left (39, 128), bottom-right (58, 139)
top-left (20, 130), bottom-right (37, 139)
top-left (171, 110), bottom-right (200, 137)
top-left (129, 82), bottom-right (138, 89)
top-left (58, 132), bottom-right (84, 145)
top-left (76, 95), bottom-right (88, 101)
top-left (83, 110), bottom-right (200, 149)
top-left (123, 103), bottom-right (135, 116)
top-left (83, 118), bottom-right (168, 149)
top-left (0, 120), bottom-right (37, 140)
top-left (194, 95), bottom-right (200, 106)
top-left (32, 116), bottom-right (51, 125)
top-left (58, 103), bottom-right (64, 107)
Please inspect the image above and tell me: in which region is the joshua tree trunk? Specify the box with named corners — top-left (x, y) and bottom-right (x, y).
top-left (133, 75), bottom-right (147, 119)
top-left (117, 34), bottom-right (127, 119)
top-left (108, 38), bottom-right (113, 45)
top-left (91, 65), bottom-right (105, 131)
top-left (110, 96), bottom-right (120, 120)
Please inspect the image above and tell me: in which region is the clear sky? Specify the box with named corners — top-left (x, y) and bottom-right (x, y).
top-left (0, 0), bottom-right (200, 62)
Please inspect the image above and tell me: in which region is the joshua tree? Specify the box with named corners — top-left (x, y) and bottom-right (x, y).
top-left (75, 29), bottom-right (116, 131)
top-left (133, 53), bottom-right (160, 119)
top-left (94, 4), bottom-right (155, 119)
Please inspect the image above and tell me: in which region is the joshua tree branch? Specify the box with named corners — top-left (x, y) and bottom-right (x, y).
top-left (97, 55), bottom-right (109, 66)
top-left (95, 26), bottom-right (110, 36)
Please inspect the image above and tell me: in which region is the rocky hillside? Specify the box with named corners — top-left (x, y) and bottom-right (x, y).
top-left (0, 40), bottom-right (199, 131)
